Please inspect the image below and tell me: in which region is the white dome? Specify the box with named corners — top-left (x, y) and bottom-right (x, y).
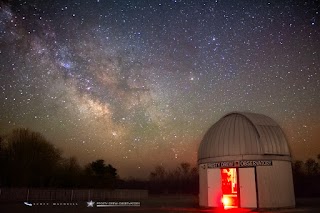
top-left (198, 112), bottom-right (290, 162)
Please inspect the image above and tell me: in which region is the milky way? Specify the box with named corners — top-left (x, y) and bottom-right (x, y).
top-left (0, 0), bottom-right (319, 178)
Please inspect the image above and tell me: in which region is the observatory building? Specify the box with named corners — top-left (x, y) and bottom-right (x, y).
top-left (198, 112), bottom-right (295, 209)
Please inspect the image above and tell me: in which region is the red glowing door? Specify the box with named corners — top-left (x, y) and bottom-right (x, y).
top-left (221, 168), bottom-right (238, 209)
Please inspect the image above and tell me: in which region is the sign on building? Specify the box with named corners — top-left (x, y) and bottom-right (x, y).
top-left (207, 160), bottom-right (272, 168)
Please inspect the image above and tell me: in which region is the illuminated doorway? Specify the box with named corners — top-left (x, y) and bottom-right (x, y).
top-left (221, 168), bottom-right (238, 209)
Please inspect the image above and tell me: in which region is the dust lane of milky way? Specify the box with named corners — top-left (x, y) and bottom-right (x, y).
top-left (0, 0), bottom-right (319, 178)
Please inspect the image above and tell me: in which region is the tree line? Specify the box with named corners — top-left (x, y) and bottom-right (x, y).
top-left (0, 128), bottom-right (197, 194)
top-left (117, 163), bottom-right (199, 195)
top-left (292, 156), bottom-right (320, 197)
top-left (148, 163), bottom-right (198, 194)
top-left (1, 128), bottom-right (319, 197)
top-left (0, 128), bottom-right (118, 188)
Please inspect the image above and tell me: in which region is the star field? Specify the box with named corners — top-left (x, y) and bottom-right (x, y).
top-left (0, 0), bottom-right (319, 178)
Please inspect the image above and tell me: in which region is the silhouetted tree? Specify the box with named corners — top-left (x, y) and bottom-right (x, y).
top-left (88, 159), bottom-right (118, 177)
top-left (149, 163), bottom-right (198, 194)
top-left (180, 162), bottom-right (191, 175)
top-left (292, 160), bottom-right (304, 176)
top-left (91, 159), bottom-right (107, 176)
top-left (84, 159), bottom-right (118, 188)
top-left (0, 135), bottom-right (6, 186)
top-left (149, 165), bottom-right (166, 181)
top-left (305, 158), bottom-right (318, 176)
top-left (4, 128), bottom-right (62, 187)
top-left (292, 157), bottom-right (320, 197)
top-left (56, 156), bottom-right (83, 187)
top-left (149, 165), bottom-right (168, 194)
top-left (0, 128), bottom-right (125, 188)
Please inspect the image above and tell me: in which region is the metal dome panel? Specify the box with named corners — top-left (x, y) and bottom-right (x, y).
top-left (198, 112), bottom-right (290, 161)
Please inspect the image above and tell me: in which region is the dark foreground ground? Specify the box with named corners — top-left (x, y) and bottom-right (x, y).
top-left (1, 196), bottom-right (320, 213)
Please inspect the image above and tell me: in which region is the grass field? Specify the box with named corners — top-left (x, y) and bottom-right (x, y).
top-left (1, 195), bottom-right (320, 213)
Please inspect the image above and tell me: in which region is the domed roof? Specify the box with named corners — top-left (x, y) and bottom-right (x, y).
top-left (198, 112), bottom-right (291, 162)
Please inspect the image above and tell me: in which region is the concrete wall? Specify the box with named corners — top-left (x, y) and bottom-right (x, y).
top-left (198, 164), bottom-right (208, 207)
top-left (256, 160), bottom-right (295, 208)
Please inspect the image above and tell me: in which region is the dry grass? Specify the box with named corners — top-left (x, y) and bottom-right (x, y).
top-left (1, 195), bottom-right (320, 213)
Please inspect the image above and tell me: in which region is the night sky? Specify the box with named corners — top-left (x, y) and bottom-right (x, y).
top-left (0, 0), bottom-right (319, 178)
